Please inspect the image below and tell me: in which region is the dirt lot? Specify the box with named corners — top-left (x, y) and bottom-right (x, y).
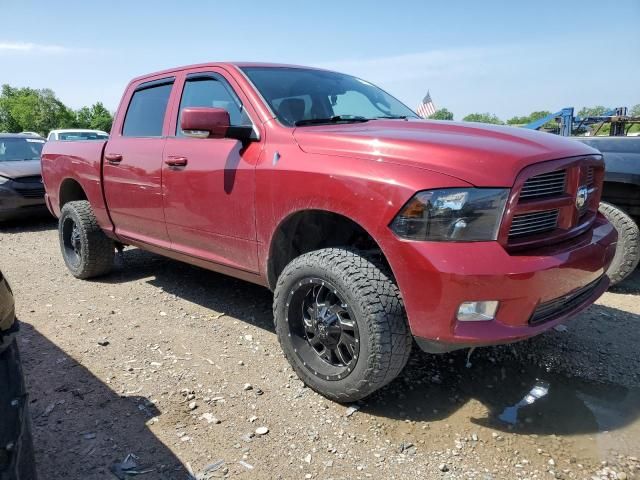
top-left (1, 217), bottom-right (639, 480)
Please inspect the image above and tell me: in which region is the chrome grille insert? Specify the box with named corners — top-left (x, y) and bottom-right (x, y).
top-left (519, 170), bottom-right (567, 200)
top-left (509, 209), bottom-right (559, 239)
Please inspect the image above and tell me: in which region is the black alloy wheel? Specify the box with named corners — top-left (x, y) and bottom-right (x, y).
top-left (58, 200), bottom-right (114, 279)
top-left (286, 278), bottom-right (360, 381)
top-left (61, 216), bottom-right (83, 268)
top-left (273, 248), bottom-right (412, 402)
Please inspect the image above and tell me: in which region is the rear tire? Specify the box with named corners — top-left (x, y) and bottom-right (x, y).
top-left (273, 248), bottom-right (412, 402)
top-left (599, 202), bottom-right (640, 285)
top-left (59, 200), bottom-right (114, 279)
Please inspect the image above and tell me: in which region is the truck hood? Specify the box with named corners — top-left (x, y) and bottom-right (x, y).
top-left (0, 160), bottom-right (42, 180)
top-left (293, 119), bottom-right (599, 186)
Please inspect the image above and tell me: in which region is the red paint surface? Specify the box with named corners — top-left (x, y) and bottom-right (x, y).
top-left (41, 62), bottom-right (617, 348)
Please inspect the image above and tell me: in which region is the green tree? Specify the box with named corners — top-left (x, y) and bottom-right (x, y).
top-left (0, 84), bottom-right (75, 135)
top-left (577, 106), bottom-right (610, 118)
top-left (462, 112), bottom-right (504, 124)
top-left (428, 108), bottom-right (454, 120)
top-left (629, 104), bottom-right (640, 117)
top-left (75, 102), bottom-right (113, 132)
top-left (506, 115), bottom-right (528, 125)
top-left (0, 85), bottom-right (22, 132)
top-left (75, 106), bottom-right (93, 129)
top-left (507, 111), bottom-right (553, 126)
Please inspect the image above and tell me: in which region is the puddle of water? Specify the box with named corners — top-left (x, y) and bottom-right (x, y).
top-left (362, 349), bottom-right (640, 460)
top-left (497, 381), bottom-right (550, 425)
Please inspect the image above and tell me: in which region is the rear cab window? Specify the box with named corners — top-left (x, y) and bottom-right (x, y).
top-left (122, 79), bottom-right (174, 137)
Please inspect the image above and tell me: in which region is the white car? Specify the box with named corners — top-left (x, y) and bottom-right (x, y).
top-left (47, 129), bottom-right (109, 141)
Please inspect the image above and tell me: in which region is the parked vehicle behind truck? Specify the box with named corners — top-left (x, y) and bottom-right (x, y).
top-left (47, 129), bottom-right (109, 141)
top-left (0, 134), bottom-right (47, 222)
top-left (41, 63), bottom-right (617, 401)
top-left (575, 136), bottom-right (640, 285)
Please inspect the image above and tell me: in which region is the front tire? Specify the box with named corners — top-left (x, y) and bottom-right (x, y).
top-left (273, 248), bottom-right (412, 402)
top-left (599, 202), bottom-right (640, 286)
top-left (59, 200), bottom-right (114, 279)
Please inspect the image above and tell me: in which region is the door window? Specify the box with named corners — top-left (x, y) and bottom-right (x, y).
top-left (122, 81), bottom-right (174, 137)
top-left (176, 75), bottom-right (251, 136)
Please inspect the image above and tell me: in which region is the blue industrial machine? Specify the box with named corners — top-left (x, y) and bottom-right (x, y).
top-left (524, 107), bottom-right (637, 137)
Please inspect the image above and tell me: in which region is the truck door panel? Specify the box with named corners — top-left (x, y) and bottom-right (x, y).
top-left (162, 71), bottom-right (260, 272)
top-left (103, 79), bottom-right (174, 247)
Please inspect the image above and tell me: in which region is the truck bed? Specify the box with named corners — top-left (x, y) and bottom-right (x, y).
top-left (41, 140), bottom-right (111, 230)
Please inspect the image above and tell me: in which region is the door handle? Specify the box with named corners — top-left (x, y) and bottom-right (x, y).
top-left (105, 153), bottom-right (123, 164)
top-left (165, 156), bottom-right (188, 167)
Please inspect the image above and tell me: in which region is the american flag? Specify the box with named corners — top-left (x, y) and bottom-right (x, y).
top-left (416, 91), bottom-right (436, 118)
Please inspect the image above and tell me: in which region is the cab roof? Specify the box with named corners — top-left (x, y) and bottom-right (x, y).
top-left (130, 62), bottom-right (331, 83)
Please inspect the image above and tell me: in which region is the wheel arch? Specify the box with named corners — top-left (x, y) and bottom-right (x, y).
top-left (266, 208), bottom-right (390, 290)
top-left (59, 177), bottom-right (88, 209)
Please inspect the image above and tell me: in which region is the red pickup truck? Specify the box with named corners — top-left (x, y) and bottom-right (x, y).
top-left (41, 63), bottom-right (617, 401)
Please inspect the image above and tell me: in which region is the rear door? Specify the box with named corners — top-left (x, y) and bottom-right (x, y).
top-left (162, 68), bottom-right (262, 272)
top-left (103, 78), bottom-right (175, 247)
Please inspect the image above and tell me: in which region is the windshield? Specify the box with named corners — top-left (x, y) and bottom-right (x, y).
top-left (0, 137), bottom-right (45, 162)
top-left (58, 131), bottom-right (109, 140)
top-left (241, 67), bottom-right (418, 126)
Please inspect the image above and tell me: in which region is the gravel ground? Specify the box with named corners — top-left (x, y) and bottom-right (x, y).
top-left (1, 217), bottom-right (639, 480)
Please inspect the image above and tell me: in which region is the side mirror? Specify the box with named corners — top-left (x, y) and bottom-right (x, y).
top-left (181, 107), bottom-right (230, 139)
top-left (180, 107), bottom-right (258, 143)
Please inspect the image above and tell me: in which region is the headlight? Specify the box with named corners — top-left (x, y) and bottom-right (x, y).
top-left (0, 176), bottom-right (9, 185)
top-left (390, 188), bottom-right (509, 241)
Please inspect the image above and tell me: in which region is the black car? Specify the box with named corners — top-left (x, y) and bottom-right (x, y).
top-left (575, 136), bottom-right (640, 285)
top-left (0, 134), bottom-right (48, 222)
top-left (0, 269), bottom-right (37, 480)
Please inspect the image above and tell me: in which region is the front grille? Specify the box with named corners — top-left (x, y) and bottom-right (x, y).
top-left (12, 175), bottom-right (42, 184)
top-left (509, 209), bottom-right (559, 239)
top-left (529, 277), bottom-right (603, 325)
top-left (14, 186), bottom-right (45, 198)
top-left (519, 169), bottom-right (567, 200)
top-left (504, 157), bottom-right (603, 248)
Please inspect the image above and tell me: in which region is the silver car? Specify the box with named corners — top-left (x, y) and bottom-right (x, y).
top-left (0, 134), bottom-right (48, 222)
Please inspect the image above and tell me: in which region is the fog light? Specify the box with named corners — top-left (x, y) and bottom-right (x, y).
top-left (457, 301), bottom-right (499, 321)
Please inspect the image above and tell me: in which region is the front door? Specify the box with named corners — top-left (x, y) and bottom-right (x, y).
top-left (103, 78), bottom-right (174, 247)
top-left (162, 70), bottom-right (261, 272)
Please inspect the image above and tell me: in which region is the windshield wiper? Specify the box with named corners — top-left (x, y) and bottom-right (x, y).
top-left (373, 115), bottom-right (409, 120)
top-left (294, 115), bottom-right (369, 126)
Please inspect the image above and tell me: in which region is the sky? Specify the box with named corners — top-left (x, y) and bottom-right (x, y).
top-left (1, 0), bottom-right (639, 120)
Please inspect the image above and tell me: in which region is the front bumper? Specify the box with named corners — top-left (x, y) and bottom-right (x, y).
top-left (387, 214), bottom-right (617, 353)
top-left (0, 183), bottom-right (47, 221)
